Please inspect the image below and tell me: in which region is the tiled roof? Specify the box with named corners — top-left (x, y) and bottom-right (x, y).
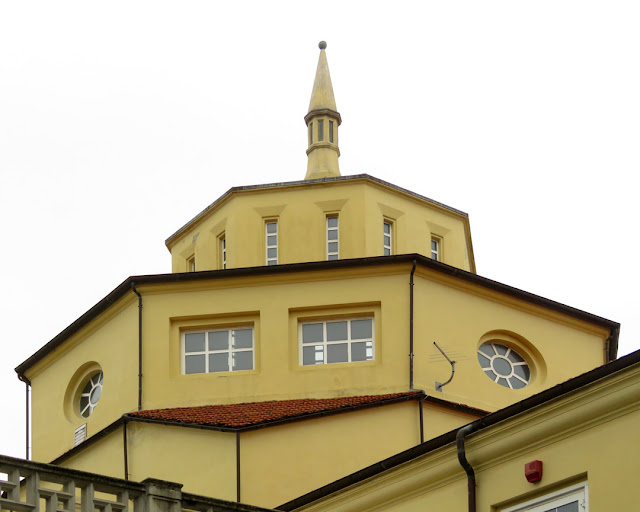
top-left (127, 392), bottom-right (421, 429)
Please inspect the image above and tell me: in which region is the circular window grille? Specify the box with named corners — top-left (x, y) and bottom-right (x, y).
top-left (79, 372), bottom-right (103, 418)
top-left (477, 343), bottom-right (530, 389)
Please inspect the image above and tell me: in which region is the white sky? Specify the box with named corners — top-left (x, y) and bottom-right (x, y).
top-left (1, 1), bottom-right (639, 459)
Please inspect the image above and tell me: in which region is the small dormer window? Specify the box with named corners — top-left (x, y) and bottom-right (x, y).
top-left (318, 120), bottom-right (324, 141)
top-left (431, 237), bottom-right (441, 261)
top-left (266, 221), bottom-right (278, 265)
top-left (383, 221), bottom-right (392, 255)
top-left (187, 256), bottom-right (196, 272)
top-left (326, 215), bottom-right (339, 260)
top-left (329, 121), bottom-right (334, 143)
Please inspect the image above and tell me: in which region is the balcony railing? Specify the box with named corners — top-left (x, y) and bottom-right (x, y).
top-left (0, 454), bottom-right (273, 512)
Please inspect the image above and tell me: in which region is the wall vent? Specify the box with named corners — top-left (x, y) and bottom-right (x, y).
top-left (74, 424), bottom-right (87, 446)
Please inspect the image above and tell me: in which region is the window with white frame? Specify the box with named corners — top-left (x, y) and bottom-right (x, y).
top-left (265, 221), bottom-right (278, 265)
top-left (183, 327), bottom-right (254, 374)
top-left (187, 255), bottom-right (196, 272)
top-left (219, 234), bottom-right (226, 269)
top-left (383, 221), bottom-right (393, 255)
top-left (503, 482), bottom-right (588, 512)
top-left (300, 318), bottom-right (374, 365)
top-left (431, 236), bottom-right (441, 261)
top-left (326, 215), bottom-right (339, 260)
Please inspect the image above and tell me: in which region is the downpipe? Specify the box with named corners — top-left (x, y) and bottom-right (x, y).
top-left (456, 424), bottom-right (477, 512)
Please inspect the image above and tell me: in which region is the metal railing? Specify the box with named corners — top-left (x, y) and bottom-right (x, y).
top-left (0, 455), bottom-right (273, 512)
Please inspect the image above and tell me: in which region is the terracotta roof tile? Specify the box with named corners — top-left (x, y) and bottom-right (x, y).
top-left (128, 392), bottom-right (421, 429)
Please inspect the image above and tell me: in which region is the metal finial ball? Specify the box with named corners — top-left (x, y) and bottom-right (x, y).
top-left (318, 41), bottom-right (327, 50)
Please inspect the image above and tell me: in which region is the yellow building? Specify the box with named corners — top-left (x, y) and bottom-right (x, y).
top-left (14, 43), bottom-right (623, 511)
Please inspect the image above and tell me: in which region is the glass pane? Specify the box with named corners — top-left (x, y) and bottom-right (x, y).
top-left (351, 319), bottom-right (372, 339)
top-left (309, 123), bottom-right (313, 144)
top-left (513, 364), bottom-right (530, 381)
top-left (233, 351), bottom-right (253, 371)
top-left (329, 121), bottom-right (333, 142)
top-left (328, 254), bottom-right (339, 260)
top-left (266, 222), bottom-right (277, 234)
top-left (267, 235), bottom-right (277, 245)
top-left (302, 323), bottom-right (323, 343)
top-left (484, 369), bottom-right (497, 381)
top-left (185, 355), bottom-right (206, 374)
top-left (351, 342), bottom-right (372, 361)
top-left (303, 345), bottom-right (323, 365)
top-left (477, 351), bottom-right (491, 364)
top-left (328, 242), bottom-right (338, 252)
top-left (267, 248), bottom-right (278, 258)
top-left (185, 332), bottom-right (205, 353)
top-left (494, 344), bottom-right (508, 355)
top-left (326, 321), bottom-right (347, 341)
top-left (233, 329), bottom-right (253, 349)
top-left (327, 217), bottom-right (338, 228)
top-left (555, 501), bottom-right (579, 512)
top-left (318, 120), bottom-right (324, 141)
top-left (209, 331), bottom-right (229, 351)
top-left (328, 230), bottom-right (338, 241)
top-left (384, 223), bottom-right (390, 234)
top-left (496, 377), bottom-right (509, 387)
top-left (478, 344), bottom-right (493, 357)
top-left (209, 353), bottom-right (229, 372)
top-left (327, 343), bottom-right (348, 363)
top-left (510, 377), bottom-right (527, 390)
top-left (267, 260), bottom-right (277, 265)
top-left (492, 357), bottom-right (512, 376)
top-left (384, 248), bottom-right (391, 256)
top-left (384, 235), bottom-right (390, 245)
top-left (508, 350), bottom-right (525, 363)
top-left (431, 240), bottom-right (438, 250)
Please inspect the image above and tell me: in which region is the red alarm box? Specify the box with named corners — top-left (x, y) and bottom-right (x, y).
top-left (525, 460), bottom-right (543, 483)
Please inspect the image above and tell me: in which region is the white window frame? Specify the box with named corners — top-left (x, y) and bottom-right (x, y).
top-left (502, 482), bottom-right (588, 512)
top-left (383, 221), bottom-right (393, 255)
top-left (431, 236), bottom-right (441, 261)
top-left (299, 317), bottom-right (374, 366)
top-left (182, 327), bottom-right (254, 374)
top-left (326, 215), bottom-right (339, 260)
top-left (187, 255), bottom-right (196, 272)
top-left (220, 234), bottom-right (226, 269)
top-left (265, 221), bottom-right (278, 265)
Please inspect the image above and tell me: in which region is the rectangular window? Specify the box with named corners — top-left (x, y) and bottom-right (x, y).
top-left (503, 483), bottom-right (588, 512)
top-left (431, 236), bottom-right (441, 261)
top-left (383, 221), bottom-right (392, 255)
top-left (187, 255), bottom-right (196, 272)
top-left (220, 235), bottom-right (227, 269)
top-left (266, 221), bottom-right (278, 265)
top-left (329, 121), bottom-right (334, 143)
top-left (309, 123), bottom-right (313, 145)
top-left (326, 215), bottom-right (339, 260)
top-left (300, 318), bottom-right (374, 365)
top-left (318, 119), bottom-right (324, 141)
top-left (183, 327), bottom-right (254, 374)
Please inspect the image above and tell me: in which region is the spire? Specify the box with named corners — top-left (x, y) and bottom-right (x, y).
top-left (304, 41), bottom-right (341, 180)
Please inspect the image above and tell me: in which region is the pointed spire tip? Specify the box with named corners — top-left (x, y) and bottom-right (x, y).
top-left (318, 41), bottom-right (327, 50)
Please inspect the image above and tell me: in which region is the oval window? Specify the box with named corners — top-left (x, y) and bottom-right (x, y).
top-left (79, 372), bottom-right (104, 418)
top-left (477, 343), bottom-right (530, 389)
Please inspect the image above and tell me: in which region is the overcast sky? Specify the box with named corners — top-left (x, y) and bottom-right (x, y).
top-left (1, 1), bottom-right (639, 459)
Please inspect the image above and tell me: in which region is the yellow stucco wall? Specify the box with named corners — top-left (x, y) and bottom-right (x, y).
top-left (166, 178), bottom-right (474, 273)
top-left (26, 262), bottom-right (609, 468)
top-left (28, 297), bottom-right (139, 462)
top-left (295, 363), bottom-right (640, 512)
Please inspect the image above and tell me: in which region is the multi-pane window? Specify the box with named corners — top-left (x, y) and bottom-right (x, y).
top-left (318, 119), bottom-right (324, 141)
top-left (187, 256), bottom-right (196, 272)
top-left (266, 221), bottom-right (278, 265)
top-left (329, 121), bottom-right (334, 143)
top-left (326, 215), bottom-right (339, 260)
top-left (301, 318), bottom-right (374, 365)
top-left (502, 483), bottom-right (588, 512)
top-left (220, 235), bottom-right (227, 269)
top-left (183, 328), bottom-right (254, 374)
top-left (431, 237), bottom-right (440, 261)
top-left (383, 221), bottom-right (392, 255)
